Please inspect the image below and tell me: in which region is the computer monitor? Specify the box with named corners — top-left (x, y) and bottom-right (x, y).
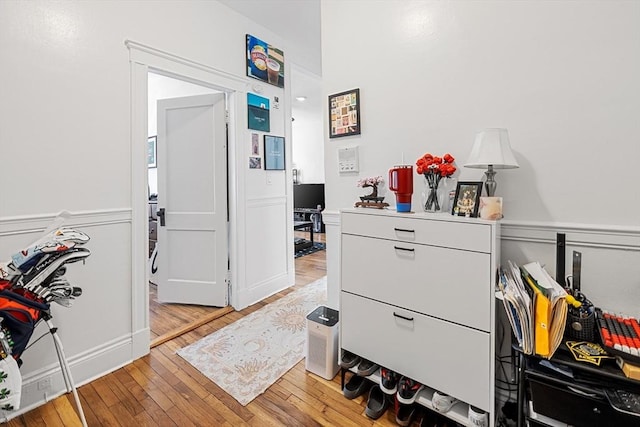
top-left (293, 184), bottom-right (325, 210)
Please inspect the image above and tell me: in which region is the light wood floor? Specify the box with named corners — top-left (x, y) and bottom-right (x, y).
top-left (3, 233), bottom-right (422, 426)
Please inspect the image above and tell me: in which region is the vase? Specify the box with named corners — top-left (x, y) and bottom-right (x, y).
top-left (422, 176), bottom-right (456, 213)
top-left (422, 175), bottom-right (442, 212)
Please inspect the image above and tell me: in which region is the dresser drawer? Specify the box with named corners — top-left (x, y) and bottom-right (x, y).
top-left (341, 292), bottom-right (491, 412)
top-left (341, 211), bottom-right (492, 253)
top-left (341, 233), bottom-right (491, 331)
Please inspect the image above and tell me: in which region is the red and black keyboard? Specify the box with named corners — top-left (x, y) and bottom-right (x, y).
top-left (597, 308), bottom-right (640, 364)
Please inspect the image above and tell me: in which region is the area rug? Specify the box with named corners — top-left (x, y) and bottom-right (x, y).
top-left (295, 242), bottom-right (326, 259)
top-left (176, 277), bottom-right (327, 405)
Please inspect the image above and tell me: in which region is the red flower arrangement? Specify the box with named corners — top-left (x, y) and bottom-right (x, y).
top-left (415, 153), bottom-right (457, 211)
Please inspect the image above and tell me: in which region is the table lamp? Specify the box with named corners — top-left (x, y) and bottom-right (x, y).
top-left (464, 128), bottom-right (519, 196)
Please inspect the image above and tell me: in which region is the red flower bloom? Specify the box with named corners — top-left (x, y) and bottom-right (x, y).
top-left (415, 152), bottom-right (458, 211)
top-left (415, 152), bottom-right (457, 178)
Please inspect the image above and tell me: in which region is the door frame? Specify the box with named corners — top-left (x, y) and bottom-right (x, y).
top-left (127, 40), bottom-right (247, 359)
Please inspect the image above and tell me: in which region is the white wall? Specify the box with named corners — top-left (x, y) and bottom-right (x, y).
top-left (291, 66), bottom-right (325, 184)
top-left (0, 0), bottom-right (307, 416)
top-left (321, 2), bottom-right (640, 313)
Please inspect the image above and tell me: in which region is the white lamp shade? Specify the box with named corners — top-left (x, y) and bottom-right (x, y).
top-left (464, 128), bottom-right (519, 169)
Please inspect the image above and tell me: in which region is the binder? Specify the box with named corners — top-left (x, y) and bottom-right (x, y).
top-left (521, 262), bottom-right (568, 358)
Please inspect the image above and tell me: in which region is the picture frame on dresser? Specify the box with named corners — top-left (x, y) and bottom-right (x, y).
top-left (452, 181), bottom-right (483, 217)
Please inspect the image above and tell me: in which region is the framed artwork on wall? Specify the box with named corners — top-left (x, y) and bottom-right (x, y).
top-left (452, 181), bottom-right (483, 217)
top-left (328, 88), bottom-right (360, 138)
top-left (246, 34), bottom-right (285, 88)
top-left (247, 93), bottom-right (270, 132)
top-left (264, 135), bottom-right (285, 170)
top-left (147, 136), bottom-right (157, 168)
top-left (249, 157), bottom-right (262, 169)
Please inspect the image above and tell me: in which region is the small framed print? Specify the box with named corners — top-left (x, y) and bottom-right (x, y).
top-left (249, 157), bottom-right (262, 169)
top-left (147, 135), bottom-right (157, 168)
top-left (452, 181), bottom-right (483, 217)
top-left (251, 133), bottom-right (260, 155)
top-left (264, 135), bottom-right (285, 170)
top-left (328, 88), bottom-right (360, 138)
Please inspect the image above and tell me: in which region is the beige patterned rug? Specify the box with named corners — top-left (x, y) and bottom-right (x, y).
top-left (177, 277), bottom-right (327, 406)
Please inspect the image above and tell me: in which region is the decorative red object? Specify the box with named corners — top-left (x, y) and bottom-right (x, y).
top-left (416, 153), bottom-right (457, 177)
top-left (416, 152), bottom-right (457, 211)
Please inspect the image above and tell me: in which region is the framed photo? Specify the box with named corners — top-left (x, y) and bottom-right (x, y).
top-left (264, 135), bottom-right (285, 170)
top-left (452, 181), bottom-right (483, 217)
top-left (251, 133), bottom-right (260, 155)
top-left (147, 135), bottom-right (157, 168)
top-left (328, 88), bottom-right (360, 138)
top-left (249, 157), bottom-right (262, 169)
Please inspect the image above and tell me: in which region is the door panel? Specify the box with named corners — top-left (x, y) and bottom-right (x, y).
top-left (157, 93), bottom-right (228, 306)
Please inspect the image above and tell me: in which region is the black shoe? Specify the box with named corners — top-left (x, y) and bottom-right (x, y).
top-left (419, 410), bottom-right (438, 427)
top-left (342, 372), bottom-right (372, 399)
top-left (380, 367), bottom-right (398, 395)
top-left (396, 403), bottom-right (417, 426)
top-left (364, 384), bottom-right (389, 419)
top-left (397, 376), bottom-right (424, 404)
top-left (356, 358), bottom-right (379, 376)
top-left (339, 350), bottom-right (361, 369)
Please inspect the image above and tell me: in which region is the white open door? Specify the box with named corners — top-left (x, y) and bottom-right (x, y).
top-left (156, 93), bottom-right (228, 306)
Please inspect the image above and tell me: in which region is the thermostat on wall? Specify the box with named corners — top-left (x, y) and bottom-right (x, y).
top-left (338, 146), bottom-right (359, 173)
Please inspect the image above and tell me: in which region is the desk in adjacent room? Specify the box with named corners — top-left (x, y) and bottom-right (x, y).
top-left (293, 220), bottom-right (314, 244)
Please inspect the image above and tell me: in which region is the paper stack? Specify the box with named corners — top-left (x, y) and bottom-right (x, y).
top-left (498, 261), bottom-right (568, 359)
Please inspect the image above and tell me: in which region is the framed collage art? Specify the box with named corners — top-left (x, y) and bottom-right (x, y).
top-left (329, 88), bottom-right (360, 138)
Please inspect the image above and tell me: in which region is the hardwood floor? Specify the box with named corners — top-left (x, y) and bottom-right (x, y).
top-left (3, 233), bottom-right (409, 426)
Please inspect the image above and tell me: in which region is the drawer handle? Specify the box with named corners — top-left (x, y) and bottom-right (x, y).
top-left (394, 246), bottom-right (415, 252)
top-left (394, 227), bottom-right (415, 233)
top-left (567, 386), bottom-right (597, 398)
top-left (393, 312), bottom-right (414, 322)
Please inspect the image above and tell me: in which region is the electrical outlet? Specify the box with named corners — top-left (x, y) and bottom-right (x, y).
top-left (37, 377), bottom-right (52, 391)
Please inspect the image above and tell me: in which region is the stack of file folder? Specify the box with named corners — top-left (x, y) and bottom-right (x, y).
top-left (498, 261), bottom-right (568, 359)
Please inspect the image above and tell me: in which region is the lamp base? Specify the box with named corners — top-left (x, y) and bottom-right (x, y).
top-left (484, 166), bottom-right (497, 197)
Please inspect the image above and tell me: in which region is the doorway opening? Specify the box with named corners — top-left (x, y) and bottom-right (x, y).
top-left (146, 71), bottom-right (232, 346)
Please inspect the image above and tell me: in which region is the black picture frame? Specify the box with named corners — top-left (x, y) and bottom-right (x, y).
top-left (328, 88), bottom-right (360, 138)
top-left (147, 136), bottom-right (157, 168)
top-left (264, 135), bottom-right (285, 170)
top-left (452, 181), bottom-right (483, 217)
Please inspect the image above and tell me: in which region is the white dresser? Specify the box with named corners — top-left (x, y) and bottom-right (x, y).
top-left (340, 208), bottom-right (499, 426)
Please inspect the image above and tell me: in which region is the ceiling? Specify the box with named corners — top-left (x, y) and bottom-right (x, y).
top-left (217, 0), bottom-right (321, 59)
top-left (217, 0), bottom-right (322, 115)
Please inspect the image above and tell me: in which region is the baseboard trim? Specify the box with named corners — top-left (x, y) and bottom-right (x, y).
top-left (13, 334), bottom-right (133, 418)
top-left (235, 273), bottom-right (289, 310)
